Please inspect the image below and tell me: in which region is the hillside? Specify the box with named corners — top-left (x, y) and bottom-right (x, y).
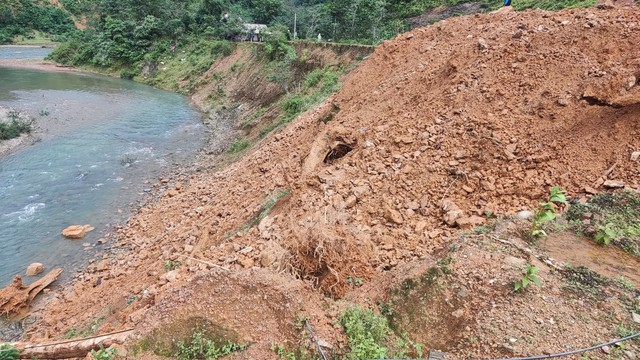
top-left (7, 3), bottom-right (640, 360)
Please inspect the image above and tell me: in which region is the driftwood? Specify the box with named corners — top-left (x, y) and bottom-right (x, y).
top-left (0, 268), bottom-right (63, 316)
top-left (11, 329), bottom-right (134, 359)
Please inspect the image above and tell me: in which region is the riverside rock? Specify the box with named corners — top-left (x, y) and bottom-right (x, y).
top-left (61, 225), bottom-right (94, 239)
top-left (26, 263), bottom-right (44, 276)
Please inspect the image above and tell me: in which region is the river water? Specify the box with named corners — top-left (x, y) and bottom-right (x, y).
top-left (0, 47), bottom-right (206, 287)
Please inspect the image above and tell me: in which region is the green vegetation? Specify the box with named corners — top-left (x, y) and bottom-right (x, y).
top-left (260, 67), bottom-right (341, 137)
top-left (0, 344), bottom-right (19, 360)
top-left (164, 260), bottom-right (182, 271)
top-left (0, 0), bottom-right (77, 44)
top-left (566, 190), bottom-right (640, 254)
top-left (529, 186), bottom-right (567, 240)
top-left (339, 305), bottom-right (423, 359)
top-left (228, 138), bottom-right (251, 153)
top-left (239, 188), bottom-right (290, 231)
top-left (174, 331), bottom-right (246, 360)
top-left (514, 263), bottom-right (541, 292)
top-left (340, 306), bottom-right (390, 359)
top-left (90, 345), bottom-right (117, 360)
top-left (0, 118), bottom-right (32, 140)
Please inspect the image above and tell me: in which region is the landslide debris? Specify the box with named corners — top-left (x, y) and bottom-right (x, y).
top-left (22, 5), bottom-right (640, 359)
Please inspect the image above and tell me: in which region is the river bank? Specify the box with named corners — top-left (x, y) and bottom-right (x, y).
top-left (0, 55), bottom-right (209, 339)
top-left (0, 106), bottom-right (38, 158)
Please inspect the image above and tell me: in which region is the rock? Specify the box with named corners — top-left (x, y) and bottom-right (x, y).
top-left (96, 260), bottom-right (109, 272)
top-left (624, 350), bottom-right (637, 360)
top-left (164, 270), bottom-right (180, 282)
top-left (385, 207), bottom-right (404, 225)
top-left (632, 312), bottom-right (640, 324)
top-left (602, 345), bottom-right (611, 354)
top-left (631, 152), bottom-right (640, 162)
top-left (61, 225), bottom-right (93, 239)
top-left (344, 195), bottom-right (357, 209)
top-left (584, 186), bottom-right (598, 195)
top-left (603, 180), bottom-right (625, 189)
top-left (443, 209), bottom-right (463, 226)
top-left (184, 244), bottom-right (194, 253)
top-left (451, 309), bottom-right (464, 318)
top-left (415, 221), bottom-right (428, 233)
top-left (477, 38), bottom-right (489, 50)
top-left (239, 258), bottom-right (255, 268)
top-left (317, 339), bottom-right (333, 350)
top-left (516, 210), bottom-right (535, 220)
top-left (455, 215), bottom-right (485, 228)
top-left (167, 189), bottom-right (179, 197)
top-left (26, 263), bottom-right (44, 276)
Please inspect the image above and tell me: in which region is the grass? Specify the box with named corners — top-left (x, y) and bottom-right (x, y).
top-left (0, 111), bottom-right (32, 140)
top-left (175, 331), bottom-right (246, 360)
top-left (566, 190), bottom-right (640, 254)
top-left (260, 67), bottom-right (342, 138)
top-left (238, 189), bottom-right (290, 232)
top-left (339, 305), bottom-right (424, 359)
top-left (12, 30), bottom-right (56, 45)
top-left (228, 138), bottom-right (251, 153)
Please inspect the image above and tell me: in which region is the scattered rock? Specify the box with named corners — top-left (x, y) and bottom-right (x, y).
top-left (632, 312), bottom-right (640, 324)
top-left (603, 180), bottom-right (625, 189)
top-left (455, 215), bottom-right (485, 228)
top-left (584, 186), bottom-right (598, 195)
top-left (26, 263), bottom-right (44, 276)
top-left (477, 37), bottom-right (489, 50)
top-left (61, 225), bottom-right (93, 239)
top-left (602, 345), bottom-right (611, 354)
top-left (516, 210), bottom-right (535, 220)
top-left (163, 270), bottom-right (180, 283)
top-left (631, 152), bottom-right (640, 162)
top-left (344, 195), bottom-right (357, 209)
top-left (385, 206), bottom-right (404, 225)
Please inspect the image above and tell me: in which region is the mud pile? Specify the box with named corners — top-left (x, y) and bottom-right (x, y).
top-left (24, 5), bottom-right (640, 357)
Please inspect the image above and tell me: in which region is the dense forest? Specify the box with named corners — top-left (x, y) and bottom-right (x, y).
top-left (2, 0), bottom-right (600, 69)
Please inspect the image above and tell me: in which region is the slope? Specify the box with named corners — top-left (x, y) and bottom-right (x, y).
top-left (19, 4), bottom-right (640, 359)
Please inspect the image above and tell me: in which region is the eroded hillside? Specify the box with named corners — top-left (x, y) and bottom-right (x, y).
top-left (18, 5), bottom-right (640, 359)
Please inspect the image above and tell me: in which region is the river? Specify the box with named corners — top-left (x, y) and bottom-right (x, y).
top-left (0, 46), bottom-right (206, 287)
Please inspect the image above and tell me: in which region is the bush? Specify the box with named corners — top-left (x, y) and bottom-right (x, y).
top-left (340, 306), bottom-right (390, 359)
top-left (0, 343), bottom-right (20, 360)
top-left (0, 118), bottom-right (32, 140)
top-left (211, 40), bottom-right (233, 57)
top-left (228, 138), bottom-right (251, 153)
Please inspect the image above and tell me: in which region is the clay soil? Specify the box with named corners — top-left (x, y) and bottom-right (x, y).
top-left (12, 5), bottom-right (640, 359)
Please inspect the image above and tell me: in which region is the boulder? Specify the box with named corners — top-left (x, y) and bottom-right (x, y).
top-left (26, 263), bottom-right (44, 276)
top-left (61, 225), bottom-right (94, 239)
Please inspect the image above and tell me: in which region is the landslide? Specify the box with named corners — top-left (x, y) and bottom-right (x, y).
top-left (22, 5), bottom-right (640, 358)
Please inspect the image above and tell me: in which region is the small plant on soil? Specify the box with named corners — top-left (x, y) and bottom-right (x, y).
top-left (594, 223), bottom-right (617, 245)
top-left (164, 260), bottom-right (181, 271)
top-left (175, 331), bottom-right (246, 360)
top-left (0, 344), bottom-right (19, 360)
top-left (340, 306), bottom-right (390, 359)
top-left (530, 186), bottom-right (567, 240)
top-left (514, 263), bottom-right (541, 292)
top-left (90, 345), bottom-right (116, 360)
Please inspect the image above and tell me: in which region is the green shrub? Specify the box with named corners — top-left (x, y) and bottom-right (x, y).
top-left (211, 40), bottom-right (233, 57)
top-left (174, 332), bottom-right (246, 360)
top-left (228, 138), bottom-right (251, 153)
top-left (340, 306), bottom-right (390, 359)
top-left (0, 118), bottom-right (32, 140)
top-left (119, 69), bottom-right (137, 80)
top-left (0, 344), bottom-right (20, 360)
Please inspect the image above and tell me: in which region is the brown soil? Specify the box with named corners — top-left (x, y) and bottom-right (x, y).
top-left (14, 4), bottom-right (640, 359)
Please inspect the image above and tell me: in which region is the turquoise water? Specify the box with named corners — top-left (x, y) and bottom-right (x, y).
top-left (0, 53), bottom-right (206, 286)
top-left (0, 46), bottom-right (53, 59)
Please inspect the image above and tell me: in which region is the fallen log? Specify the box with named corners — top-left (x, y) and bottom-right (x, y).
top-left (0, 268), bottom-right (63, 317)
top-left (10, 329), bottom-right (134, 359)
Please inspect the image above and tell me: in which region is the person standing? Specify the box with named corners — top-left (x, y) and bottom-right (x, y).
top-left (504, 0), bottom-right (512, 6)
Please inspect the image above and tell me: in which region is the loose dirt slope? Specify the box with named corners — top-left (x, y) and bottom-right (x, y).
top-left (22, 5), bottom-right (640, 359)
